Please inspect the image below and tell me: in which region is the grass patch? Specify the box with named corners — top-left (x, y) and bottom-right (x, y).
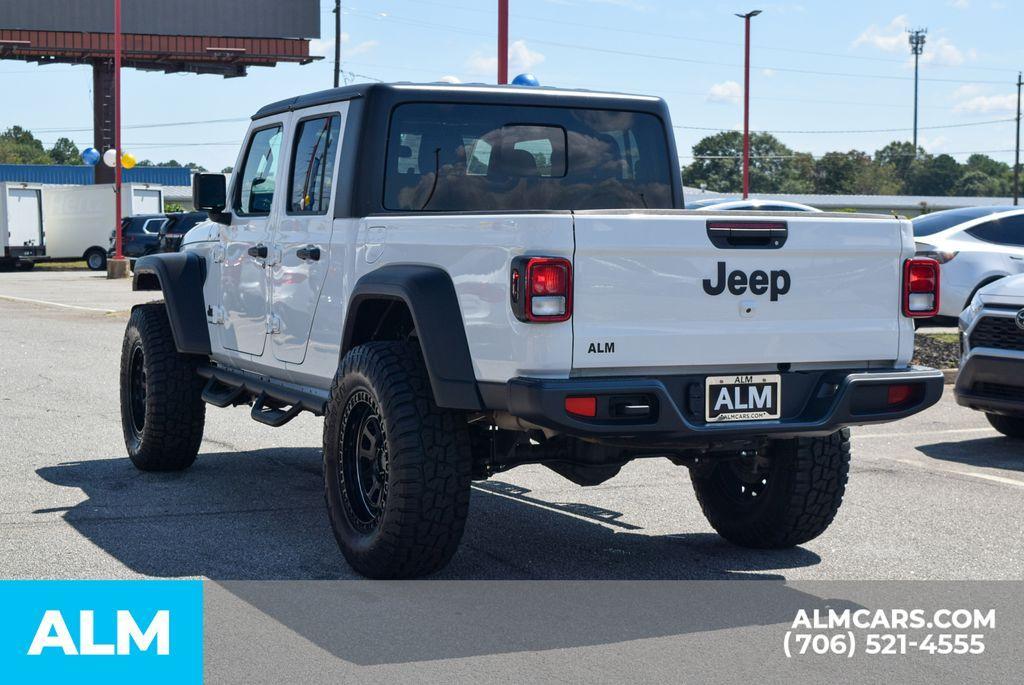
top-left (920, 332), bottom-right (959, 344)
top-left (35, 260), bottom-right (89, 271)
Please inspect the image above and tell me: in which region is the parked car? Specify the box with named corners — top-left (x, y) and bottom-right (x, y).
top-left (913, 206), bottom-right (1024, 319)
top-left (687, 196), bottom-right (736, 209)
top-left (109, 212), bottom-right (208, 261)
top-left (955, 273), bottom-right (1024, 438)
top-left (696, 199), bottom-right (821, 212)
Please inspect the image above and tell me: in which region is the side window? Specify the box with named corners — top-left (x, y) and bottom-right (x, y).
top-left (236, 125), bottom-right (283, 216)
top-left (967, 217), bottom-right (1024, 246)
top-left (142, 218), bottom-right (167, 234)
top-left (288, 115), bottom-right (342, 214)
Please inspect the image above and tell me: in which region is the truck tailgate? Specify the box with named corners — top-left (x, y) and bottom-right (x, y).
top-left (572, 211), bottom-right (910, 371)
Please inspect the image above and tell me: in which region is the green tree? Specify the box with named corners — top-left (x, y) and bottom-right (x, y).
top-left (682, 131), bottom-right (801, 193)
top-left (813, 151), bottom-right (873, 194)
top-left (906, 154), bottom-right (962, 196)
top-left (873, 141), bottom-right (925, 190)
top-left (953, 169), bottom-right (1003, 196)
top-left (0, 126), bottom-right (51, 164)
top-left (221, 166), bottom-right (234, 174)
top-left (48, 137), bottom-right (80, 165)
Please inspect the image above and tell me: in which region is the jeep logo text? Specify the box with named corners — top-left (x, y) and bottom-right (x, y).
top-left (702, 261), bottom-right (791, 302)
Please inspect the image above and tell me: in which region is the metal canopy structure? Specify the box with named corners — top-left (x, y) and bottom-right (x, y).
top-left (0, 1), bottom-right (320, 182)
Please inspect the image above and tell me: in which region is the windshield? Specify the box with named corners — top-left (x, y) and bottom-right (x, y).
top-left (384, 103), bottom-right (673, 211)
top-left (912, 206), bottom-right (1016, 237)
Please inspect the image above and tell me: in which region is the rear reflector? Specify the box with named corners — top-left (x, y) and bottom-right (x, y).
top-left (887, 384), bottom-right (914, 405)
top-left (565, 396), bottom-right (597, 417)
top-left (902, 258), bottom-right (940, 318)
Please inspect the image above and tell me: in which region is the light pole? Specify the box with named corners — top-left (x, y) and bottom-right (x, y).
top-left (908, 28), bottom-right (927, 155)
top-left (498, 0), bottom-right (509, 84)
top-left (736, 10), bottom-right (761, 200)
top-left (1015, 71), bottom-right (1022, 206)
top-left (333, 0), bottom-right (341, 88)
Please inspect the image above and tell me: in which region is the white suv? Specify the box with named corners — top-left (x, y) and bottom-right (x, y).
top-left (956, 273), bottom-right (1024, 438)
top-left (913, 206), bottom-right (1024, 318)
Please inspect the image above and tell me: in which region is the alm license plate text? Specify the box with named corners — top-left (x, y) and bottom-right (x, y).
top-left (705, 374), bottom-right (781, 423)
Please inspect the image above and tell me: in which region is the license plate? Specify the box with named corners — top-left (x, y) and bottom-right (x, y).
top-left (705, 374), bottom-right (781, 423)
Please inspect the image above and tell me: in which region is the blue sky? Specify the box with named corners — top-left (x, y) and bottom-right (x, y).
top-left (1, 0), bottom-right (1021, 172)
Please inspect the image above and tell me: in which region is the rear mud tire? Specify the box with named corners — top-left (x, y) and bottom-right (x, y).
top-left (692, 429), bottom-right (851, 548)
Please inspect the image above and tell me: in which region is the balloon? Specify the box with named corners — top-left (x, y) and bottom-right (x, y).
top-left (121, 152), bottom-right (137, 170)
top-left (102, 149), bottom-right (118, 167)
top-left (512, 73), bottom-right (540, 87)
top-left (81, 147), bottom-right (101, 166)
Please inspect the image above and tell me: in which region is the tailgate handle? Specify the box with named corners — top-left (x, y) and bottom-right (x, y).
top-left (706, 221), bottom-right (788, 249)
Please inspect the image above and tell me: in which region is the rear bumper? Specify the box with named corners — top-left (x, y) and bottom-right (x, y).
top-left (494, 367), bottom-right (944, 445)
top-left (954, 352), bottom-right (1024, 417)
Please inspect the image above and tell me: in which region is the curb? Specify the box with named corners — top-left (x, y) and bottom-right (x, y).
top-left (942, 368), bottom-right (958, 385)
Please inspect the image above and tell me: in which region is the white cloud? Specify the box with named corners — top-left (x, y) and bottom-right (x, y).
top-left (467, 40), bottom-right (546, 76)
top-left (953, 83), bottom-right (985, 99)
top-left (439, 75), bottom-right (462, 84)
top-left (919, 36), bottom-right (970, 67)
top-left (761, 68), bottom-right (776, 77)
top-left (853, 16), bottom-right (975, 68)
top-left (852, 15), bottom-right (909, 53)
top-left (707, 80), bottom-right (742, 105)
top-left (918, 134), bottom-right (949, 152)
top-left (309, 32), bottom-right (378, 59)
top-left (954, 93), bottom-right (1017, 113)
top-left (948, 0), bottom-right (970, 8)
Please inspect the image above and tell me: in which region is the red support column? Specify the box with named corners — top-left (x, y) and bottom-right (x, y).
top-left (742, 14), bottom-right (752, 200)
top-left (498, 0), bottom-right (508, 84)
top-left (114, 0), bottom-right (123, 261)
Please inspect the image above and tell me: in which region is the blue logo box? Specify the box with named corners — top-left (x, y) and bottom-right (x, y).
top-left (0, 580), bottom-right (203, 684)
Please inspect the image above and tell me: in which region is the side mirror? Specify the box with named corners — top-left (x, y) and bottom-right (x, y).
top-left (192, 173), bottom-right (230, 225)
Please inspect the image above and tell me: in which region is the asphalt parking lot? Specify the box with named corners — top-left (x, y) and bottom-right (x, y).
top-left (1, 271), bottom-right (1023, 582)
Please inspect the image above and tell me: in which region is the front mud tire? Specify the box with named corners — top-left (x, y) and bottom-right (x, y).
top-left (692, 429), bottom-right (851, 548)
top-left (119, 303), bottom-right (206, 471)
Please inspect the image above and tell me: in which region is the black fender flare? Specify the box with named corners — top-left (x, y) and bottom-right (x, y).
top-left (342, 265), bottom-right (482, 411)
top-left (132, 252), bottom-right (211, 356)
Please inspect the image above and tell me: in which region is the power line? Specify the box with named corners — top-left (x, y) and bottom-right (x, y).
top-left (675, 117), bottom-right (1015, 135)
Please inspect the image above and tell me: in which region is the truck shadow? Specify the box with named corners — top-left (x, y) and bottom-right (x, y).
top-left (35, 447), bottom-right (821, 581)
top-left (36, 448), bottom-right (852, 664)
top-left (916, 436), bottom-right (1024, 473)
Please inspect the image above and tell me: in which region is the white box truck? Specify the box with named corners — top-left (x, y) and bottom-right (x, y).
top-left (0, 183), bottom-right (48, 270)
top-left (41, 184), bottom-right (164, 270)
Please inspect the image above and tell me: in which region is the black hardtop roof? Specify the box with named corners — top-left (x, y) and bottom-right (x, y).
top-left (252, 82), bottom-right (666, 120)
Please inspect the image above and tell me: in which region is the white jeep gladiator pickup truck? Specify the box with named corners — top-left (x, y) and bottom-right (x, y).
top-left (120, 83), bottom-right (944, 578)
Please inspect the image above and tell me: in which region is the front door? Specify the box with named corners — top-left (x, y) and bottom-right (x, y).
top-left (271, 105), bottom-right (347, 364)
top-left (220, 121), bottom-right (286, 356)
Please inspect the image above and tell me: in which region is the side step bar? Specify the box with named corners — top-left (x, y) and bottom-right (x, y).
top-left (197, 366), bottom-right (327, 427)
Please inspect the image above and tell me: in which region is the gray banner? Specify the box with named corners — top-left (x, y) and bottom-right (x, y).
top-left (205, 581), bottom-right (1023, 683)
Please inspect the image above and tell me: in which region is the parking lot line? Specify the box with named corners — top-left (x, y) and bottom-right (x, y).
top-left (0, 294), bottom-right (116, 314)
top-left (889, 457), bottom-right (1024, 490)
top-left (855, 427), bottom-right (993, 440)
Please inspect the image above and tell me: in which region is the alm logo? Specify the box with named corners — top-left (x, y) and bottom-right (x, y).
top-left (28, 609), bottom-right (170, 656)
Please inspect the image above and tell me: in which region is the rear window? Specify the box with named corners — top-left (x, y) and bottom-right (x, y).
top-left (384, 103), bottom-right (673, 211)
top-left (912, 206), bottom-right (1016, 237)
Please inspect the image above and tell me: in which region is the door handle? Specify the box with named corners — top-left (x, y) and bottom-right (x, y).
top-left (1011, 255), bottom-right (1023, 260)
top-left (247, 244), bottom-right (268, 259)
top-left (296, 245), bottom-right (321, 261)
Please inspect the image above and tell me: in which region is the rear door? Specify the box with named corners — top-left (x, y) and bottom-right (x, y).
top-left (6, 188), bottom-right (43, 247)
top-left (572, 211), bottom-right (909, 371)
top-left (220, 120), bottom-right (287, 356)
top-left (270, 104), bottom-right (347, 364)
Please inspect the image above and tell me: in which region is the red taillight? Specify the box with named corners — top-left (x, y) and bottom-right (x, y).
top-left (565, 396), bottom-right (597, 417)
top-left (511, 256), bottom-right (572, 322)
top-left (902, 258), bottom-right (940, 317)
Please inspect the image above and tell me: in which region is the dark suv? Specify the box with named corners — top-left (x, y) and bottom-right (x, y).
top-left (109, 212), bottom-right (208, 261)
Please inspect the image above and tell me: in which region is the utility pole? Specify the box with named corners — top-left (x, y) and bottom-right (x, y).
top-left (333, 0), bottom-right (341, 88)
top-left (498, 0), bottom-right (509, 84)
top-left (736, 10), bottom-right (761, 200)
top-left (908, 28), bottom-right (927, 156)
top-left (1015, 71), bottom-right (1022, 205)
